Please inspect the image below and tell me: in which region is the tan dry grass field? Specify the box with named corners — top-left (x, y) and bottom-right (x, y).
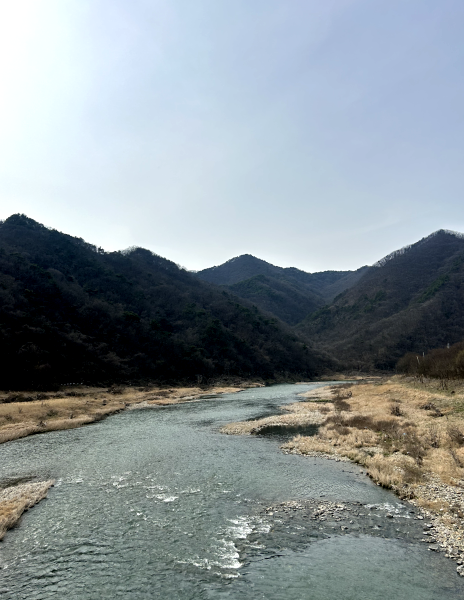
top-left (285, 377), bottom-right (464, 491)
top-left (0, 383), bottom-right (258, 444)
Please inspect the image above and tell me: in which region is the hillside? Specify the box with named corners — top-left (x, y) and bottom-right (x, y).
top-left (298, 230), bottom-right (464, 370)
top-left (196, 254), bottom-right (367, 324)
top-left (227, 275), bottom-right (322, 325)
top-left (0, 215), bottom-right (331, 389)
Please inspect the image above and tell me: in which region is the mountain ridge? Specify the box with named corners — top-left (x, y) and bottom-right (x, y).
top-left (0, 214), bottom-right (330, 389)
top-left (298, 229), bottom-right (464, 369)
top-left (196, 229), bottom-right (464, 371)
top-left (196, 254), bottom-right (368, 325)
top-left (2, 215), bottom-right (463, 382)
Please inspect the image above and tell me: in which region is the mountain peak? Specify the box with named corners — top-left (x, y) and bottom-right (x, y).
top-left (2, 213), bottom-right (45, 230)
top-left (373, 229), bottom-right (464, 268)
top-left (197, 254), bottom-right (279, 286)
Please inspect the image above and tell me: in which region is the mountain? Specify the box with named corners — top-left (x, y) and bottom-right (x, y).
top-left (226, 275), bottom-right (322, 326)
top-left (298, 230), bottom-right (464, 370)
top-left (6, 215), bottom-right (460, 383)
top-left (196, 254), bottom-right (367, 325)
top-left (0, 215), bottom-right (331, 389)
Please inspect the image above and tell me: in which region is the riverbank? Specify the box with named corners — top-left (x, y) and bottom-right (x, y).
top-left (222, 376), bottom-right (464, 573)
top-left (0, 480), bottom-right (55, 541)
top-left (0, 382), bottom-right (263, 445)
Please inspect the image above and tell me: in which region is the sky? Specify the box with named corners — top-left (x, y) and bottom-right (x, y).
top-left (0, 0), bottom-right (463, 273)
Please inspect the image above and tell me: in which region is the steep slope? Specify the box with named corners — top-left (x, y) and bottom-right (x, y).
top-left (298, 230), bottom-right (464, 369)
top-left (0, 215), bottom-right (330, 389)
top-left (196, 255), bottom-right (366, 324)
top-left (227, 275), bottom-right (321, 325)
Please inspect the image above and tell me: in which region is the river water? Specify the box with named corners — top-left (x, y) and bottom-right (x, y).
top-left (1, 383), bottom-right (463, 599)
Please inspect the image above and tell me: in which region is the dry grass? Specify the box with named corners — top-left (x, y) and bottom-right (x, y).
top-left (220, 377), bottom-right (464, 557)
top-left (0, 383), bottom-right (257, 445)
top-left (416, 497), bottom-right (451, 513)
top-left (222, 402), bottom-right (326, 435)
top-left (0, 480), bottom-right (54, 540)
top-left (291, 378), bottom-right (464, 493)
top-left (225, 376), bottom-right (464, 512)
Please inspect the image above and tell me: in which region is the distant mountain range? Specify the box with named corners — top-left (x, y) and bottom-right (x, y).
top-left (2, 214), bottom-right (463, 387)
top-left (197, 255), bottom-right (368, 325)
top-left (298, 230), bottom-right (464, 370)
top-left (196, 230), bottom-right (464, 370)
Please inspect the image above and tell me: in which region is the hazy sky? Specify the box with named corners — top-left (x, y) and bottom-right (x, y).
top-left (0, 0), bottom-right (463, 272)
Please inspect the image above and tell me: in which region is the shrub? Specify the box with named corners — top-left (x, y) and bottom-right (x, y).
top-left (447, 425), bottom-right (464, 446)
top-left (390, 401), bottom-right (403, 417)
top-left (426, 424), bottom-right (441, 448)
top-left (403, 432), bottom-right (427, 465)
top-left (333, 398), bottom-right (351, 412)
top-left (402, 462), bottom-right (424, 483)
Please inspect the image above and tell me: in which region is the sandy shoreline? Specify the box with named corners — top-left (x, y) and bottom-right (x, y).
top-left (223, 377), bottom-right (464, 575)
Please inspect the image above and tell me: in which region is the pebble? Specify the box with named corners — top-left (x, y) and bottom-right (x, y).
top-left (408, 475), bottom-right (464, 571)
top-left (265, 481), bottom-right (464, 575)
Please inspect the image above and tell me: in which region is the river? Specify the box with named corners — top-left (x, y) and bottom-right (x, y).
top-left (1, 383), bottom-right (463, 599)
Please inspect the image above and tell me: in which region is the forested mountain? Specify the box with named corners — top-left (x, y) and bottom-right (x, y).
top-left (196, 254), bottom-right (367, 324)
top-left (298, 230), bottom-right (464, 370)
top-left (226, 275), bottom-right (322, 325)
top-left (4, 215), bottom-right (462, 385)
top-left (0, 215), bottom-right (330, 389)
top-left (197, 231), bottom-right (464, 372)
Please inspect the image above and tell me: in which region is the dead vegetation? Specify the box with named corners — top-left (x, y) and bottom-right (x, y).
top-left (0, 480), bottom-right (54, 540)
top-left (0, 383), bottom-right (258, 444)
top-left (281, 378), bottom-right (464, 492)
top-left (221, 402), bottom-right (327, 435)
top-left (223, 377), bottom-right (464, 526)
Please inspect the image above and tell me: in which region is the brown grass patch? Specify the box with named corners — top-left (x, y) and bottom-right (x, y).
top-left (0, 480), bottom-right (54, 540)
top-left (0, 383), bottom-right (255, 444)
top-left (231, 376), bottom-right (464, 502)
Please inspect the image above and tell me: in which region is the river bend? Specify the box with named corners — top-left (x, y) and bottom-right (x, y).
top-left (1, 383), bottom-right (463, 599)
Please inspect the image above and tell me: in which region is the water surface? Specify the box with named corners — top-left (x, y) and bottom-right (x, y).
top-left (0, 383), bottom-right (463, 598)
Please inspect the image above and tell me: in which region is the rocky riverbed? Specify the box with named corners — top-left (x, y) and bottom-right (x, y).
top-left (236, 497), bottom-right (464, 579)
top-left (409, 476), bottom-right (464, 571)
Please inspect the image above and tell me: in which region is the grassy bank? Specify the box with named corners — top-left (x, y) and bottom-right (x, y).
top-left (0, 480), bottom-right (55, 541)
top-left (0, 382), bottom-right (262, 445)
top-left (223, 376), bottom-right (464, 567)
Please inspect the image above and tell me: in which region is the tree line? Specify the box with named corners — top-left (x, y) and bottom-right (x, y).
top-left (397, 341), bottom-right (464, 383)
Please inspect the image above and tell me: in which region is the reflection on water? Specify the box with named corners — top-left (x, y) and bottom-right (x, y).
top-left (0, 383), bottom-right (463, 599)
